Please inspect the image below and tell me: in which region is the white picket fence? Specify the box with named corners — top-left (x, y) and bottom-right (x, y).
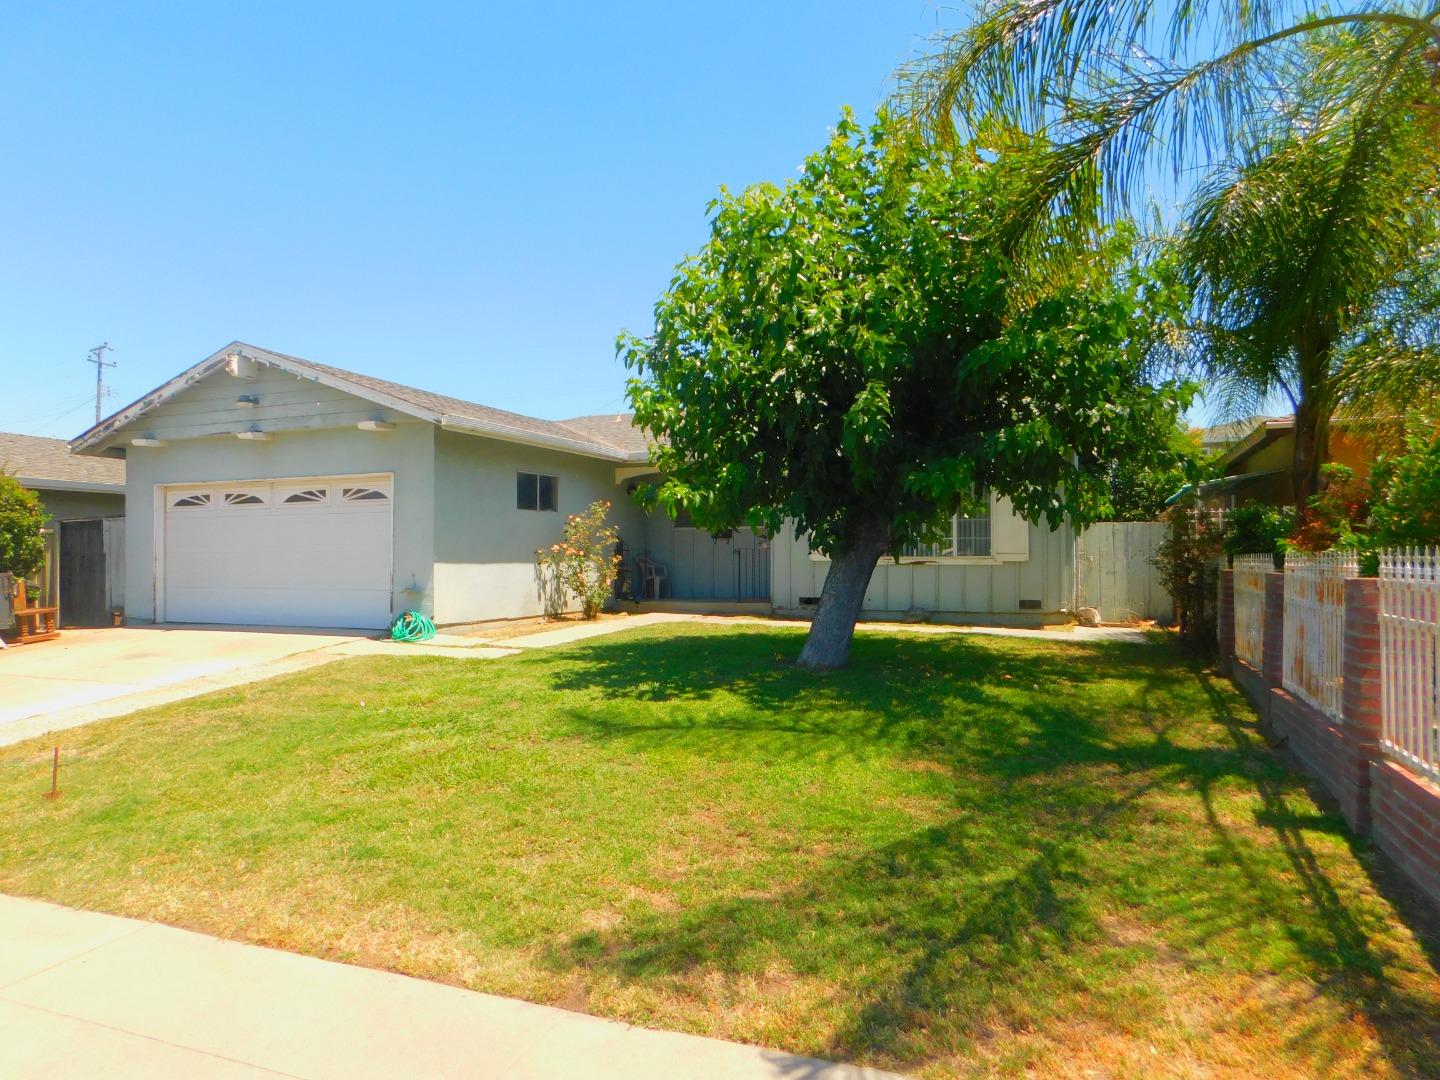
top-left (1379, 549), bottom-right (1440, 784)
top-left (1283, 551), bottom-right (1358, 722)
top-left (1232, 555), bottom-right (1270, 668)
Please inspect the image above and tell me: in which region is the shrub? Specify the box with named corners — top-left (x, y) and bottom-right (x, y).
top-left (536, 500), bottom-right (622, 619)
top-left (1286, 464), bottom-right (1372, 554)
top-left (1153, 494), bottom-right (1222, 653)
top-left (1368, 420), bottom-right (1440, 549)
top-left (0, 473), bottom-right (49, 579)
top-left (1222, 502), bottom-right (1294, 565)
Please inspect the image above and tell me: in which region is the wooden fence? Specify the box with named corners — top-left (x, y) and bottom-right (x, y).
top-left (1379, 549), bottom-right (1440, 785)
top-left (1075, 522), bottom-right (1171, 623)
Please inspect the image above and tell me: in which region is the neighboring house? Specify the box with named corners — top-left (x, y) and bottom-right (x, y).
top-left (1196, 414), bottom-right (1376, 509)
top-left (71, 342), bottom-right (1077, 630)
top-left (0, 431), bottom-right (126, 626)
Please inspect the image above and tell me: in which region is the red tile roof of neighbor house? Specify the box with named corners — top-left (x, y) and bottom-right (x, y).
top-left (0, 431), bottom-right (125, 490)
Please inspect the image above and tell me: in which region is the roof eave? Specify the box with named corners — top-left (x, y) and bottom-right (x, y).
top-left (1217, 418), bottom-right (1294, 471)
top-left (17, 476), bottom-right (125, 494)
top-left (438, 414), bottom-right (639, 462)
top-left (69, 342), bottom-right (444, 456)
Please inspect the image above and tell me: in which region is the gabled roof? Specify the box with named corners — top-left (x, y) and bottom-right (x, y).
top-left (70, 342), bottom-right (652, 463)
top-left (0, 431), bottom-right (125, 493)
top-left (1217, 416), bottom-right (1295, 470)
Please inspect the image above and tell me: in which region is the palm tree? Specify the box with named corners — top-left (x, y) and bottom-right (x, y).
top-left (899, 3), bottom-right (1440, 506)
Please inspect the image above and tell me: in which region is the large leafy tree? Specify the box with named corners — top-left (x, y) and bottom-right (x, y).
top-left (621, 112), bottom-right (1192, 669)
top-left (1102, 422), bottom-right (1212, 522)
top-left (900, 3), bottom-right (1440, 506)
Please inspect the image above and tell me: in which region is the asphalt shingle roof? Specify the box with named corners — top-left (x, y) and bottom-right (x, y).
top-left (258, 348), bottom-right (649, 458)
top-left (555, 413), bottom-right (651, 457)
top-left (0, 431), bottom-right (125, 488)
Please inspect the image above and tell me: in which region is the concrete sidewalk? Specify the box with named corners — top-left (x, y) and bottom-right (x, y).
top-left (0, 895), bottom-right (902, 1080)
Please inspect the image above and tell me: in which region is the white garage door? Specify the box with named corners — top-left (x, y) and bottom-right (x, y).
top-left (162, 475), bottom-right (394, 629)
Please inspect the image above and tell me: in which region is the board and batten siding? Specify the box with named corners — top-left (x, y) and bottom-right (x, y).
top-left (431, 430), bottom-right (646, 623)
top-left (771, 497), bottom-right (1076, 624)
top-left (639, 516), bottom-right (769, 600)
top-left (124, 367), bottom-right (399, 441)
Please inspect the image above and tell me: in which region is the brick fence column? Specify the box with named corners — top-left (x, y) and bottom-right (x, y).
top-left (1262, 570), bottom-right (1286, 688)
top-left (1218, 569), bottom-right (1236, 674)
top-left (1342, 576), bottom-right (1383, 749)
top-left (1340, 576), bottom-right (1383, 834)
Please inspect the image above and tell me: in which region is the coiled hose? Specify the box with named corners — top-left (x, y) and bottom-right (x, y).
top-left (390, 609), bottom-right (436, 643)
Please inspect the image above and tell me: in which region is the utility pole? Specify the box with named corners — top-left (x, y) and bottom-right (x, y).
top-left (87, 343), bottom-right (115, 423)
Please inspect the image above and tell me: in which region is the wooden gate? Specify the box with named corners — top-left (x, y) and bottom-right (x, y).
top-left (60, 519), bottom-right (108, 627)
top-left (1076, 522), bottom-right (1172, 624)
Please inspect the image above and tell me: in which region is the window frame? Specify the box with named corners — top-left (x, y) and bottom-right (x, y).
top-left (516, 471), bottom-right (559, 512)
top-left (808, 494), bottom-right (1002, 564)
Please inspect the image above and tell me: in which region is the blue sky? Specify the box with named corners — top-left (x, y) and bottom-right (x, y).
top-left (2, 2), bottom-right (1235, 442)
top-left (0, 2), bottom-right (957, 438)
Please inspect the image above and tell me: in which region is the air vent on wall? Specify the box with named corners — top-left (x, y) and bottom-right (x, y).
top-left (1019, 599), bottom-right (1043, 611)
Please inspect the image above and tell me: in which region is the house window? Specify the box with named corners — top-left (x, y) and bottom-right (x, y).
top-left (516, 472), bottom-right (558, 511)
top-left (170, 492), bottom-right (211, 508)
top-left (901, 500), bottom-right (992, 559)
top-left (222, 491), bottom-right (265, 506)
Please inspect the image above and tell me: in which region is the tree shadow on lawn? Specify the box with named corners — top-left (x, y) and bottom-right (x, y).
top-left (1187, 670), bottom-right (1440, 1075)
top-left (535, 629), bottom-right (1440, 1074)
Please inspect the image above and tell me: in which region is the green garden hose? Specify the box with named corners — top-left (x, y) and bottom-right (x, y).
top-left (390, 610), bottom-right (436, 643)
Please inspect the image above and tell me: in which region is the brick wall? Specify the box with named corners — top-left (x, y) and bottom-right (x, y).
top-left (1218, 569), bottom-right (1235, 674)
top-left (1261, 571), bottom-right (1285, 688)
top-left (1371, 761), bottom-right (1440, 904)
top-left (1269, 688), bottom-right (1372, 833)
top-left (1231, 658), bottom-right (1270, 720)
top-left (1217, 565), bottom-right (1440, 911)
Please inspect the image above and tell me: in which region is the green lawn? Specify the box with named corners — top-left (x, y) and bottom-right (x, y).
top-left (2, 624), bottom-right (1438, 1078)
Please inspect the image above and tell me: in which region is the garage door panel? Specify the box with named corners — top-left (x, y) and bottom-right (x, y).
top-left (163, 476), bottom-right (394, 629)
top-left (165, 586), bottom-right (391, 629)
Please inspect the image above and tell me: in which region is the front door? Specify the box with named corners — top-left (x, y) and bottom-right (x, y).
top-left (59, 519), bottom-right (107, 627)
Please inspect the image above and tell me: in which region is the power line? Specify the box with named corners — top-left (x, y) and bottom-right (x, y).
top-left (2, 391), bottom-right (97, 428)
top-left (16, 396), bottom-right (103, 437)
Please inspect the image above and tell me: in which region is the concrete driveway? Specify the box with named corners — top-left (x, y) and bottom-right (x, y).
top-left (0, 626), bottom-right (369, 747)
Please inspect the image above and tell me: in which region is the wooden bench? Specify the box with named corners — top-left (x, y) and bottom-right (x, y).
top-left (11, 605), bottom-right (59, 644)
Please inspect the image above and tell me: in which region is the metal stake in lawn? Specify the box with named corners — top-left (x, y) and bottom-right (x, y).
top-left (45, 746), bottom-right (60, 800)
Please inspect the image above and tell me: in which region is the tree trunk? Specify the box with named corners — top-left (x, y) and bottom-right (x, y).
top-left (796, 521), bottom-right (890, 671)
top-left (1291, 395), bottom-right (1331, 509)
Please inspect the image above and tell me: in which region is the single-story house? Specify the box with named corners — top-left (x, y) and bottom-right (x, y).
top-left (70, 342), bottom-right (1077, 630)
top-left (1, 431), bottom-right (126, 626)
top-left (1192, 414), bottom-right (1376, 509)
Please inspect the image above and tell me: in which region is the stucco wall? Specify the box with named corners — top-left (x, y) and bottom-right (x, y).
top-left (431, 430), bottom-right (644, 623)
top-left (122, 422), bottom-right (437, 622)
top-left (770, 515), bottom-right (1075, 623)
top-left (34, 488), bottom-right (125, 522)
